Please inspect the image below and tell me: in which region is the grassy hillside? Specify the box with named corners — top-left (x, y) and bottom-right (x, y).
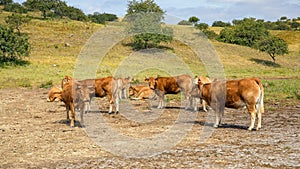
top-left (0, 13), bottom-right (299, 102)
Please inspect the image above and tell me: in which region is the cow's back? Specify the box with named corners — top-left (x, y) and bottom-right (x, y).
top-left (94, 76), bottom-right (116, 97)
top-left (156, 77), bottom-right (180, 94)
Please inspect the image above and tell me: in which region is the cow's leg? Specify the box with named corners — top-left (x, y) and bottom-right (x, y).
top-left (193, 97), bottom-right (198, 111)
top-left (158, 96), bottom-right (163, 109)
top-left (214, 111), bottom-right (219, 128)
top-left (115, 96), bottom-right (119, 114)
top-left (66, 105), bottom-right (70, 121)
top-left (107, 95), bottom-right (114, 114)
top-left (156, 91), bottom-right (164, 109)
top-left (247, 104), bottom-right (256, 131)
top-left (256, 99), bottom-right (264, 130)
top-left (202, 99), bottom-right (208, 112)
top-left (256, 110), bottom-right (262, 130)
top-left (70, 103), bottom-right (75, 127)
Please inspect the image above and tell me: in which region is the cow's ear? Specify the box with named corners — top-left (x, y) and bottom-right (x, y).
top-left (145, 78), bottom-right (149, 82)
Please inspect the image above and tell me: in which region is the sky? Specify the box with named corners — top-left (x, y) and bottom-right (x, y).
top-left (14, 0), bottom-right (300, 25)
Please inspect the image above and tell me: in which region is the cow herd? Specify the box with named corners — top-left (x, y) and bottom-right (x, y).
top-left (47, 74), bottom-right (264, 131)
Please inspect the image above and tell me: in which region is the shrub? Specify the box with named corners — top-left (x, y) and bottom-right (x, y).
top-left (0, 24), bottom-right (30, 63)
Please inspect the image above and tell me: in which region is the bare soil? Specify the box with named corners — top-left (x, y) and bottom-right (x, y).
top-left (0, 88), bottom-right (299, 168)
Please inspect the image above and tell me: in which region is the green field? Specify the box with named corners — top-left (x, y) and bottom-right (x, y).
top-left (0, 13), bottom-right (299, 103)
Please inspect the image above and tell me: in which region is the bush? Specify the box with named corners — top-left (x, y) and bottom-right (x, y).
top-left (177, 20), bottom-right (192, 25)
top-left (0, 24), bottom-right (30, 63)
top-left (88, 12), bottom-right (118, 24)
top-left (3, 3), bottom-right (28, 13)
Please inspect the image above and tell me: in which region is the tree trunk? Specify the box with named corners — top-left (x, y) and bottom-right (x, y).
top-left (270, 54), bottom-right (276, 63)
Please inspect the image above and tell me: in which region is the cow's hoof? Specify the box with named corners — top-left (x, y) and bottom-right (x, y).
top-left (255, 126), bottom-right (261, 131)
top-left (115, 111), bottom-right (119, 114)
top-left (248, 127), bottom-right (253, 131)
top-left (213, 124), bottom-right (218, 128)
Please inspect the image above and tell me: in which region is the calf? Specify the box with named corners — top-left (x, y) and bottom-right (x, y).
top-left (190, 76), bottom-right (211, 112)
top-left (145, 74), bottom-right (193, 109)
top-left (77, 76), bottom-right (119, 114)
top-left (129, 85), bottom-right (147, 98)
top-left (94, 76), bottom-right (119, 113)
top-left (198, 78), bottom-right (264, 130)
top-left (47, 86), bottom-right (62, 102)
top-left (117, 77), bottom-right (132, 99)
top-left (131, 86), bottom-right (156, 100)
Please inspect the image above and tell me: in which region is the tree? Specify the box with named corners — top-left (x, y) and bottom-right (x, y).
top-left (0, 24), bottom-right (30, 63)
top-left (23, 0), bottom-right (56, 19)
top-left (177, 20), bottom-right (192, 25)
top-left (88, 12), bottom-right (118, 24)
top-left (218, 18), bottom-right (269, 47)
top-left (3, 2), bottom-right (28, 13)
top-left (255, 35), bottom-right (288, 63)
top-left (188, 16), bottom-right (199, 25)
top-left (212, 20), bottom-right (231, 27)
top-left (126, 0), bottom-right (164, 16)
top-left (0, 0), bottom-right (12, 5)
top-left (195, 23), bottom-right (208, 30)
top-left (5, 13), bottom-right (31, 35)
top-left (125, 0), bottom-right (173, 50)
top-left (63, 6), bottom-right (87, 21)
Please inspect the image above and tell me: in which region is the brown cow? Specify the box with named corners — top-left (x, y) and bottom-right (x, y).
top-left (145, 74), bottom-right (193, 109)
top-left (61, 75), bottom-right (73, 88)
top-left (198, 78), bottom-right (264, 130)
top-left (117, 77), bottom-right (132, 99)
top-left (47, 86), bottom-right (62, 102)
top-left (130, 86), bottom-right (156, 100)
top-left (190, 76), bottom-right (211, 112)
top-left (61, 76), bottom-right (119, 114)
top-left (75, 76), bottom-right (119, 114)
top-left (60, 78), bottom-right (92, 127)
top-left (94, 76), bottom-right (119, 113)
top-left (129, 85), bottom-right (147, 97)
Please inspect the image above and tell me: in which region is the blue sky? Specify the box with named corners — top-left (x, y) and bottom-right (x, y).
top-left (14, 0), bottom-right (300, 25)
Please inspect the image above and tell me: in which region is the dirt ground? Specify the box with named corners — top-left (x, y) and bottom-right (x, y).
top-left (0, 88), bottom-right (299, 168)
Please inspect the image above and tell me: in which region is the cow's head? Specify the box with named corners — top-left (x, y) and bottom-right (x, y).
top-left (47, 86), bottom-right (62, 102)
top-left (145, 77), bottom-right (156, 90)
top-left (128, 86), bottom-right (136, 96)
top-left (61, 75), bottom-right (73, 88)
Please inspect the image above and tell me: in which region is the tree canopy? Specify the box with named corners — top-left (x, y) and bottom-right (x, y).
top-left (255, 35), bottom-right (288, 63)
top-left (125, 0), bottom-right (173, 50)
top-left (0, 24), bottom-right (30, 63)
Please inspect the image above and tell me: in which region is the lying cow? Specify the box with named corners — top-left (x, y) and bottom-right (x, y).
top-left (117, 77), bottom-right (132, 99)
top-left (198, 78), bottom-right (264, 130)
top-left (129, 85), bottom-right (147, 98)
top-left (47, 86), bottom-right (62, 102)
top-left (130, 85), bottom-right (156, 100)
top-left (145, 74), bottom-right (193, 109)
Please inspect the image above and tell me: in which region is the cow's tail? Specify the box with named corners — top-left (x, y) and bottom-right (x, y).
top-left (255, 78), bottom-right (264, 114)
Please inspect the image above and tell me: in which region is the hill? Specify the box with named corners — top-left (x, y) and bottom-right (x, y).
top-left (0, 13), bottom-right (299, 102)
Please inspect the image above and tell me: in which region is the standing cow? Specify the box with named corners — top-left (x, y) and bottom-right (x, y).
top-left (145, 74), bottom-right (193, 109)
top-left (61, 76), bottom-right (119, 114)
top-left (117, 77), bottom-right (132, 99)
top-left (190, 76), bottom-right (211, 112)
top-left (198, 78), bottom-right (264, 130)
